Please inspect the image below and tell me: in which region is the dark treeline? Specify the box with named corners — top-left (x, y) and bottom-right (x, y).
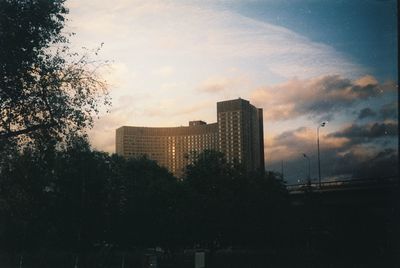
top-left (0, 137), bottom-right (291, 265)
top-left (0, 137), bottom-right (398, 267)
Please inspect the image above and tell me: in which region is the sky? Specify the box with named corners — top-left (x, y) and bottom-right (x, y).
top-left (65, 0), bottom-right (398, 183)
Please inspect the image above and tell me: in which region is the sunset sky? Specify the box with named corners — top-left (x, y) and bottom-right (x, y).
top-left (65, 0), bottom-right (398, 182)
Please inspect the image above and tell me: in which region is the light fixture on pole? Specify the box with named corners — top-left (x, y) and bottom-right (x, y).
top-left (317, 122), bottom-right (326, 189)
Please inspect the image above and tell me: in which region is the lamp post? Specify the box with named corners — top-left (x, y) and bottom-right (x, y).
top-left (317, 122), bottom-right (326, 189)
top-left (303, 153), bottom-right (311, 186)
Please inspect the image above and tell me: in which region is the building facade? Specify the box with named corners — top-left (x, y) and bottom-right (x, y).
top-left (116, 122), bottom-right (218, 176)
top-left (116, 98), bottom-right (264, 177)
top-left (217, 98), bottom-right (265, 172)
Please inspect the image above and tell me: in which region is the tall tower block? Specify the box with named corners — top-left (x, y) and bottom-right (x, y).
top-left (217, 98), bottom-right (264, 172)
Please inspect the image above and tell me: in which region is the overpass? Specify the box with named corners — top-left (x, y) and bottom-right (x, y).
top-left (286, 177), bottom-right (399, 207)
top-left (287, 177), bottom-right (398, 193)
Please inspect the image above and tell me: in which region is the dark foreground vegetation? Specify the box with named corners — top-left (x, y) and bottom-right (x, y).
top-left (0, 140), bottom-right (399, 267)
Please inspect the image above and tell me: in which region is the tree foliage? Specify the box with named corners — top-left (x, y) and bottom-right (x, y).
top-left (183, 150), bottom-right (289, 247)
top-left (0, 0), bottom-right (110, 144)
top-left (0, 145), bottom-right (289, 254)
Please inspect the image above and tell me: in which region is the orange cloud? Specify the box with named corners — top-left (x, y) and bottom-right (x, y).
top-left (250, 75), bottom-right (397, 122)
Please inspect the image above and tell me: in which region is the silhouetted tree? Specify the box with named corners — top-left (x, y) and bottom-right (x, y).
top-left (183, 150), bottom-right (289, 248)
top-left (0, 0), bottom-right (110, 145)
top-left (0, 144), bottom-right (58, 262)
top-left (51, 137), bottom-right (110, 266)
top-left (105, 155), bottom-right (180, 249)
top-left (183, 150), bottom-right (234, 247)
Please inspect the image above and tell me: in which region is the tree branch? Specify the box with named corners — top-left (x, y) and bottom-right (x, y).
top-left (0, 122), bottom-right (57, 140)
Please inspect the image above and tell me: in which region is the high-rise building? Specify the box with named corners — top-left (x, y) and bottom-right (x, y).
top-left (116, 98), bottom-right (264, 177)
top-left (217, 98), bottom-right (265, 172)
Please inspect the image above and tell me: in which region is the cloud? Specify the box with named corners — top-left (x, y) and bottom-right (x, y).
top-left (154, 66), bottom-right (174, 77)
top-left (67, 0), bottom-right (365, 84)
top-left (357, 108), bottom-right (376, 119)
top-left (251, 75), bottom-right (397, 122)
top-left (198, 77), bottom-right (230, 93)
top-left (197, 75), bottom-right (249, 93)
top-left (267, 122), bottom-right (398, 182)
top-left (267, 127), bottom-right (347, 166)
top-left (331, 148), bottom-right (398, 180)
top-left (354, 75), bottom-right (378, 87)
top-left (329, 122), bottom-right (398, 141)
top-left (102, 62), bottom-right (136, 90)
top-left (380, 101), bottom-right (398, 120)
top-left (171, 101), bottom-right (213, 117)
top-left (139, 99), bottom-right (213, 119)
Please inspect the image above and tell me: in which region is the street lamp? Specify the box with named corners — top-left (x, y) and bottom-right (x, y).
top-left (317, 122), bottom-right (326, 189)
top-left (303, 153), bottom-right (311, 185)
